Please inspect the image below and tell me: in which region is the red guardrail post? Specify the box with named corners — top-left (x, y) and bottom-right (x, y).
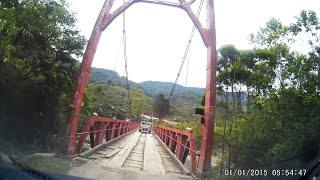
top-left (74, 117), bottom-right (139, 155)
top-left (171, 133), bottom-right (177, 153)
top-left (189, 132), bottom-right (197, 172)
top-left (105, 123), bottom-right (111, 141)
top-left (119, 123), bottom-right (123, 136)
top-left (168, 131), bottom-right (173, 151)
top-left (95, 122), bottom-right (108, 146)
top-left (164, 130), bottom-right (168, 145)
top-left (168, 131), bottom-right (172, 146)
top-left (176, 132), bottom-right (183, 160)
top-left (147, 126), bottom-right (199, 173)
top-left (125, 123), bottom-right (130, 133)
top-left (162, 129), bottom-right (165, 141)
top-left (111, 122), bottom-right (116, 139)
top-left (179, 134), bottom-right (188, 161)
top-left (76, 117), bottom-right (93, 154)
top-left (116, 123), bottom-right (119, 137)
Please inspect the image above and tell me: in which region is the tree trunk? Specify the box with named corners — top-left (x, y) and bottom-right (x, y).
top-left (227, 85), bottom-right (233, 169)
top-left (220, 90), bottom-right (228, 175)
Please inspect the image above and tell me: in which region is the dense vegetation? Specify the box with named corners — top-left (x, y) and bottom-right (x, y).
top-left (216, 11), bottom-right (320, 172)
top-left (89, 67), bottom-right (142, 89)
top-left (0, 0), bottom-right (319, 177)
top-left (0, 0), bottom-right (85, 150)
top-left (167, 10), bottom-right (320, 175)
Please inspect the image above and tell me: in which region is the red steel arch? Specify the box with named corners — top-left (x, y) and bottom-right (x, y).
top-left (66, 0), bottom-right (217, 177)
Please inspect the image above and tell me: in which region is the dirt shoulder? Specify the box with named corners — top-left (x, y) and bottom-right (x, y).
top-left (0, 138), bottom-right (85, 175)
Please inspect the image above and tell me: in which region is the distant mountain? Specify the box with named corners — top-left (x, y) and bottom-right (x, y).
top-left (89, 67), bottom-right (142, 89)
top-left (89, 68), bottom-right (205, 121)
top-left (89, 67), bottom-right (247, 120)
top-left (90, 68), bottom-right (205, 98)
top-left (89, 68), bottom-right (119, 85)
top-left (139, 81), bottom-right (205, 97)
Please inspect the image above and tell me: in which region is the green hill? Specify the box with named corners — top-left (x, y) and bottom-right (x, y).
top-left (89, 67), bottom-right (142, 89)
top-left (139, 81), bottom-right (205, 97)
top-left (89, 67), bottom-right (204, 122)
top-left (88, 67), bottom-right (248, 122)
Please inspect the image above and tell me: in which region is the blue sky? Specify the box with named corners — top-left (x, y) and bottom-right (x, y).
top-left (68, 0), bottom-right (320, 88)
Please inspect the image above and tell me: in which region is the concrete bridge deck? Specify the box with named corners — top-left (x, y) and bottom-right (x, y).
top-left (67, 130), bottom-right (193, 180)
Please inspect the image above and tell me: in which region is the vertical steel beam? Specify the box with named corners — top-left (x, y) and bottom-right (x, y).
top-left (105, 123), bottom-right (111, 142)
top-left (197, 0), bottom-right (217, 177)
top-left (115, 123), bottom-right (119, 138)
top-left (168, 131), bottom-right (173, 150)
top-left (65, 0), bottom-right (116, 156)
top-left (119, 123), bottom-right (123, 136)
top-left (172, 133), bottom-right (177, 153)
top-left (161, 129), bottom-right (164, 141)
top-left (76, 118), bottom-right (93, 154)
top-left (89, 126), bottom-right (95, 148)
top-left (177, 134), bottom-right (187, 161)
top-left (189, 132), bottom-right (197, 172)
top-left (126, 123), bottom-right (128, 133)
top-left (96, 123), bottom-right (108, 145)
top-left (181, 141), bottom-right (190, 164)
top-left (165, 130), bottom-right (170, 145)
top-left (176, 134), bottom-right (182, 160)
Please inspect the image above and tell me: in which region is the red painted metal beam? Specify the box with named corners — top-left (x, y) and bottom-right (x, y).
top-left (100, 0), bottom-right (137, 31)
top-left (76, 118), bottom-right (94, 154)
top-left (188, 131), bottom-right (197, 172)
top-left (67, 0), bottom-right (217, 176)
top-left (178, 0), bottom-right (210, 46)
top-left (118, 123), bottom-right (121, 136)
top-left (75, 117), bottom-right (139, 154)
top-left (106, 123), bottom-right (112, 141)
top-left (176, 133), bottom-right (183, 160)
top-left (100, 0), bottom-right (209, 46)
top-left (197, 0), bottom-right (217, 177)
top-left (168, 131), bottom-right (174, 151)
top-left (139, 0), bottom-right (182, 8)
top-left (111, 122), bottom-right (116, 139)
top-left (152, 126), bottom-right (199, 172)
top-left (65, 0), bottom-right (116, 156)
top-left (95, 122), bottom-right (109, 145)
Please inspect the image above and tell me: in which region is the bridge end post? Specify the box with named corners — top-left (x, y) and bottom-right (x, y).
top-left (64, 0), bottom-right (116, 156)
top-left (196, 0), bottom-right (217, 178)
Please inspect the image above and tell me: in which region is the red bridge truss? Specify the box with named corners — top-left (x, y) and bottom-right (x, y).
top-left (66, 0), bottom-right (217, 177)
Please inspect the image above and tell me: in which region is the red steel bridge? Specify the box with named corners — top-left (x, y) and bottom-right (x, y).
top-left (64, 0), bottom-right (217, 178)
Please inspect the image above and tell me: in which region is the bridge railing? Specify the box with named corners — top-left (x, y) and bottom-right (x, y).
top-left (75, 116), bottom-right (139, 154)
top-left (152, 126), bottom-right (199, 173)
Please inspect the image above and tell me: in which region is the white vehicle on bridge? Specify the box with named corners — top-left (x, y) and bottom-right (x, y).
top-left (139, 121), bottom-right (151, 134)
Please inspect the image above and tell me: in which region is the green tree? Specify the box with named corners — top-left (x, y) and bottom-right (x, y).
top-left (0, 0), bottom-right (85, 149)
top-left (131, 89), bottom-right (152, 120)
top-left (153, 93), bottom-right (169, 119)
